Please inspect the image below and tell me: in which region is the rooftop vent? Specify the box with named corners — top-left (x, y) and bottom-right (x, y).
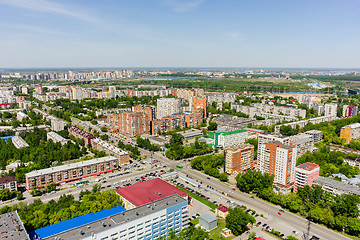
top-left (79, 230), bottom-right (85, 235)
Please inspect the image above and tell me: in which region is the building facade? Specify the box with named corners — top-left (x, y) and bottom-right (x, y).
top-left (0, 176), bottom-right (17, 191)
top-left (294, 162), bottom-right (320, 192)
top-left (68, 126), bottom-right (95, 145)
top-left (108, 111), bottom-right (149, 137)
top-left (190, 96), bottom-right (207, 117)
top-left (156, 98), bottom-right (182, 119)
top-left (35, 195), bottom-right (189, 240)
top-left (343, 105), bottom-right (358, 118)
top-left (258, 141), bottom-right (297, 187)
top-left (91, 138), bottom-right (130, 165)
top-left (340, 123), bottom-right (360, 143)
top-left (225, 144), bottom-right (254, 174)
top-left (25, 156), bottom-right (118, 190)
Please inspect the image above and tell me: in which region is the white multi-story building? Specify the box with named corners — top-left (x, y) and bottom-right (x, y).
top-left (32, 194), bottom-right (189, 240)
top-left (258, 141), bottom-right (297, 187)
top-left (324, 103), bottom-right (338, 116)
top-left (47, 131), bottom-right (68, 145)
top-left (156, 98), bottom-right (182, 119)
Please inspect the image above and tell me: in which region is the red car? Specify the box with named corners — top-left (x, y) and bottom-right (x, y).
top-left (232, 188), bottom-right (236, 191)
top-left (278, 212), bottom-right (282, 216)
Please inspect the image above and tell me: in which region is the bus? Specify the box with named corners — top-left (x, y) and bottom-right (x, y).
top-left (76, 180), bottom-right (89, 186)
top-left (176, 165), bottom-right (182, 169)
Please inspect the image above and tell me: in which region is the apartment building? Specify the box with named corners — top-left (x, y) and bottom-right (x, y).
top-left (22, 85), bottom-right (29, 94)
top-left (190, 96), bottom-right (207, 117)
top-left (324, 103), bottom-right (338, 116)
top-left (109, 86), bottom-right (116, 98)
top-left (294, 162), bottom-right (320, 192)
top-left (33, 195), bottom-right (189, 240)
top-left (108, 111), bottom-right (148, 137)
top-left (51, 118), bottom-right (67, 131)
top-left (150, 110), bottom-right (202, 135)
top-left (209, 129), bottom-right (250, 148)
top-left (11, 136), bottom-right (29, 149)
top-left (47, 131), bottom-right (68, 145)
top-left (156, 98), bottom-right (182, 119)
top-left (68, 126), bottom-right (95, 145)
top-left (274, 115), bottom-right (337, 133)
top-left (343, 105), bottom-right (358, 118)
top-left (258, 141), bottom-right (297, 187)
top-left (18, 100), bottom-right (31, 110)
top-left (340, 123), bottom-right (360, 143)
top-left (0, 176), bottom-right (17, 191)
top-left (0, 211), bottom-right (30, 240)
top-left (173, 88), bottom-right (204, 101)
top-left (206, 92), bottom-right (237, 105)
top-left (304, 130), bottom-right (323, 143)
top-left (225, 144), bottom-right (255, 174)
top-left (25, 156), bottom-right (118, 190)
top-left (231, 103), bottom-right (306, 119)
top-left (91, 138), bottom-right (130, 165)
top-left (313, 176), bottom-right (360, 195)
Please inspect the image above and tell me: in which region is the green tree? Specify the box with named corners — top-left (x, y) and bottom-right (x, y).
top-left (219, 172), bottom-right (229, 182)
top-left (226, 207), bottom-right (255, 236)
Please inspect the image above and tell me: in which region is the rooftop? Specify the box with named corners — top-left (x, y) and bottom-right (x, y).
top-left (0, 176), bottom-right (16, 184)
top-left (115, 178), bottom-right (187, 207)
top-left (11, 136), bottom-right (29, 149)
top-left (296, 162), bottom-right (320, 171)
top-left (38, 195), bottom-right (186, 240)
top-left (199, 213), bottom-right (217, 223)
top-left (47, 132), bottom-right (68, 143)
top-left (25, 156), bottom-right (117, 178)
top-left (314, 176), bottom-right (360, 195)
top-left (31, 205), bottom-right (126, 240)
top-left (0, 211), bottom-right (29, 240)
top-left (217, 206), bottom-right (228, 213)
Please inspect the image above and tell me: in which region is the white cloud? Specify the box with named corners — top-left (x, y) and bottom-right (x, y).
top-left (0, 23), bottom-right (64, 35)
top-left (0, 0), bottom-right (99, 23)
top-left (164, 0), bottom-right (206, 12)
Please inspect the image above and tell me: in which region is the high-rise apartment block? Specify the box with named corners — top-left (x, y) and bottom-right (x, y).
top-left (343, 105), bottom-right (358, 118)
top-left (156, 98), bottom-right (182, 119)
top-left (109, 86), bottom-right (116, 98)
top-left (34, 85), bottom-right (43, 94)
top-left (108, 112), bottom-right (148, 137)
top-left (22, 86), bottom-right (29, 94)
top-left (150, 110), bottom-right (203, 135)
top-left (324, 103), bottom-right (337, 116)
top-left (294, 162), bottom-right (320, 192)
top-left (190, 96), bottom-right (207, 117)
top-left (258, 141), bottom-right (297, 187)
top-left (225, 144), bottom-right (254, 174)
top-left (340, 123), bottom-right (360, 143)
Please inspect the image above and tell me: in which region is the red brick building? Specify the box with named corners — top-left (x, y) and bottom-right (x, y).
top-left (68, 126), bottom-right (95, 145)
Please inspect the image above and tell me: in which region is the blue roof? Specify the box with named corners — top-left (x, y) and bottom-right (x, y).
top-left (30, 205), bottom-right (126, 239)
top-left (0, 135), bottom-right (16, 140)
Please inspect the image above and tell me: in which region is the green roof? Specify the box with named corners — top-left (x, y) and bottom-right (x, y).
top-left (221, 129), bottom-right (247, 136)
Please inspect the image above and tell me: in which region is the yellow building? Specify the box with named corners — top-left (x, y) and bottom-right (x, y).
top-left (340, 123), bottom-right (360, 143)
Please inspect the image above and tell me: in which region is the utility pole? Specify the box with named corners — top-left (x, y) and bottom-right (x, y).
top-left (306, 218), bottom-right (311, 240)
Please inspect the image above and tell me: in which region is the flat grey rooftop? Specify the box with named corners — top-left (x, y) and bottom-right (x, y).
top-left (0, 211), bottom-right (29, 240)
top-left (44, 194), bottom-right (186, 240)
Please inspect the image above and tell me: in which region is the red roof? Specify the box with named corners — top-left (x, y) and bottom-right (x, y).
top-left (218, 206), bottom-right (228, 213)
top-left (255, 238), bottom-right (266, 240)
top-left (0, 176), bottom-right (16, 184)
top-left (297, 162), bottom-right (320, 171)
top-left (115, 178), bottom-right (188, 206)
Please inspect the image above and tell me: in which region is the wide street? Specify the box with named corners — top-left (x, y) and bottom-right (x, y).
top-left (69, 118), bottom-right (350, 240)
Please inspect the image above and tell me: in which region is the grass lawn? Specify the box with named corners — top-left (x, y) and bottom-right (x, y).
top-left (190, 217), bottom-right (199, 225)
top-left (209, 217), bottom-right (235, 240)
top-left (176, 186), bottom-right (218, 209)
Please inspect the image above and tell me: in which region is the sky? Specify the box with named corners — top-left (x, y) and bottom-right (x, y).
top-left (0, 0), bottom-right (359, 69)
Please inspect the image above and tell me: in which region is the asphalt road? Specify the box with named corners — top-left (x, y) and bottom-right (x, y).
top-left (147, 150), bottom-right (350, 240)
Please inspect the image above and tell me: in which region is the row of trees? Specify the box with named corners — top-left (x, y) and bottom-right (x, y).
top-left (158, 226), bottom-right (209, 240)
top-left (118, 140), bottom-right (140, 158)
top-left (190, 153), bottom-right (228, 181)
top-left (136, 136), bottom-right (161, 151)
top-left (235, 170), bottom-right (360, 237)
top-left (0, 189), bottom-right (122, 231)
top-left (165, 134), bottom-right (212, 160)
top-left (297, 145), bottom-right (360, 178)
top-left (226, 207), bottom-right (255, 236)
top-left (0, 128), bottom-right (86, 182)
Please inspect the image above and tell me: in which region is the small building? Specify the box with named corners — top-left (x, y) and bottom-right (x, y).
top-left (216, 206), bottom-right (229, 218)
top-left (199, 213), bottom-right (217, 231)
top-left (0, 176), bottom-right (17, 191)
top-left (0, 211), bottom-right (29, 240)
top-left (221, 228), bottom-right (232, 237)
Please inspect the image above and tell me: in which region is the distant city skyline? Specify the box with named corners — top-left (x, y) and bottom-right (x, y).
top-left (0, 0), bottom-right (359, 68)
